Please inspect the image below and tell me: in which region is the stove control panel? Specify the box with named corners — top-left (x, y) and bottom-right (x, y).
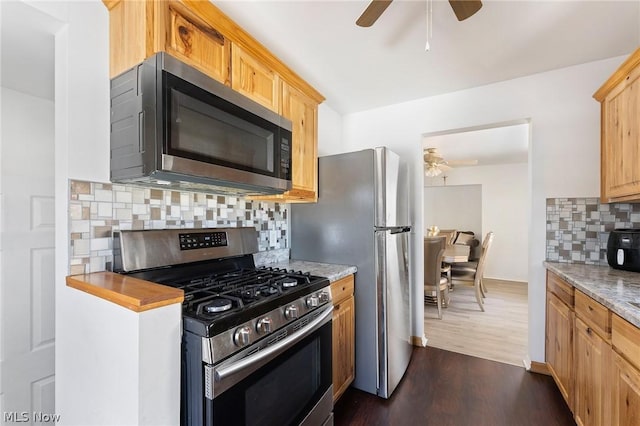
top-left (179, 231), bottom-right (228, 250)
top-left (202, 286), bottom-right (333, 363)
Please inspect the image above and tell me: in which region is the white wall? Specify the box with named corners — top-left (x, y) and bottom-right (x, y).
top-left (423, 183), bottom-right (482, 245)
top-left (423, 184), bottom-right (482, 234)
top-left (336, 56), bottom-right (623, 362)
top-left (430, 163), bottom-right (529, 282)
top-left (317, 103), bottom-right (344, 155)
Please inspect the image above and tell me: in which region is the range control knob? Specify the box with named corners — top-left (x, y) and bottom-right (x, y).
top-left (318, 292), bottom-right (330, 304)
top-left (256, 317), bottom-right (273, 334)
top-left (285, 305), bottom-right (299, 320)
top-left (234, 326), bottom-right (251, 347)
top-left (306, 295), bottom-right (319, 308)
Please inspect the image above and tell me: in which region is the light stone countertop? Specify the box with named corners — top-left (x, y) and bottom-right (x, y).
top-left (544, 261), bottom-right (640, 328)
top-left (267, 259), bottom-right (357, 283)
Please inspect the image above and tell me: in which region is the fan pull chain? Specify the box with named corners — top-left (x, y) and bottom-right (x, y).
top-left (425, 0), bottom-right (432, 51)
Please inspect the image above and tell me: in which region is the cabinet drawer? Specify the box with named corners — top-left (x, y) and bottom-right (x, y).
top-left (612, 314), bottom-right (640, 371)
top-left (547, 271), bottom-right (574, 307)
top-left (575, 290), bottom-right (611, 339)
top-left (331, 275), bottom-right (354, 305)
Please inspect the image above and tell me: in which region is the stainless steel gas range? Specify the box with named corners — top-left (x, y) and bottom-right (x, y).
top-left (113, 227), bottom-right (334, 426)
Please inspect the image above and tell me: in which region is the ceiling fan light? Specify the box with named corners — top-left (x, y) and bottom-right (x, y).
top-left (425, 164), bottom-right (442, 177)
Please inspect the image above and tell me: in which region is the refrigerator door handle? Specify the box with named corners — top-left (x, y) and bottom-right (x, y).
top-left (374, 226), bottom-right (412, 233)
top-left (390, 226), bottom-right (411, 234)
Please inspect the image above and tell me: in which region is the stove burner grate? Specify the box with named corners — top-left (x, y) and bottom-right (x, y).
top-left (164, 266), bottom-right (324, 322)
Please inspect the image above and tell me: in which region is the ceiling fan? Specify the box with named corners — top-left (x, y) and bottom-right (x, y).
top-left (423, 147), bottom-right (478, 177)
top-left (356, 0), bottom-right (482, 27)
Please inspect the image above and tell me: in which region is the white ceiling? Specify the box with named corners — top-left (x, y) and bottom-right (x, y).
top-left (423, 121), bottom-right (530, 167)
top-left (215, 0), bottom-right (640, 114)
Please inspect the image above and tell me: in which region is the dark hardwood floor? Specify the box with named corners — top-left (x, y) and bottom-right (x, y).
top-left (334, 347), bottom-right (575, 426)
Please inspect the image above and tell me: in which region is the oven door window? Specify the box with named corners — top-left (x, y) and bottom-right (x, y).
top-left (209, 321), bottom-right (331, 426)
top-left (164, 73), bottom-right (279, 177)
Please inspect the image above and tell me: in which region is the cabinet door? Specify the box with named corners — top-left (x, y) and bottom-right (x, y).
top-left (166, 5), bottom-right (231, 85)
top-left (601, 63), bottom-right (640, 201)
top-left (249, 81), bottom-right (319, 203)
top-left (281, 82), bottom-right (318, 201)
top-left (332, 295), bottom-right (355, 402)
top-left (612, 353), bottom-right (640, 426)
top-left (546, 291), bottom-right (574, 409)
top-left (231, 44), bottom-right (280, 112)
top-left (574, 317), bottom-right (612, 426)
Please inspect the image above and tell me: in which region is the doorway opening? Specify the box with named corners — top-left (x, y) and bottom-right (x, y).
top-left (421, 119), bottom-right (530, 367)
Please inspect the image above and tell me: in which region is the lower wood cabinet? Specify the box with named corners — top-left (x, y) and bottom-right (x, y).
top-left (546, 270), bottom-right (640, 426)
top-left (612, 352), bottom-right (640, 426)
top-left (545, 272), bottom-right (574, 409)
top-left (331, 274), bottom-right (355, 402)
top-left (611, 314), bottom-right (640, 426)
top-left (574, 316), bottom-right (612, 426)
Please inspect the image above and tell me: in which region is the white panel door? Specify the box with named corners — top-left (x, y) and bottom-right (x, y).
top-left (0, 86), bottom-right (56, 421)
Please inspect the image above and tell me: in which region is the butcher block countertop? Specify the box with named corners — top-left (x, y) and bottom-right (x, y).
top-left (66, 272), bottom-right (184, 312)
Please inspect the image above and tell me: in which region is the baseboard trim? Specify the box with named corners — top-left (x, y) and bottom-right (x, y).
top-left (528, 361), bottom-right (551, 375)
top-left (411, 335), bottom-right (427, 347)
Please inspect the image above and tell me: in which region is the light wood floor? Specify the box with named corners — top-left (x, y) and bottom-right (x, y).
top-left (424, 278), bottom-right (528, 367)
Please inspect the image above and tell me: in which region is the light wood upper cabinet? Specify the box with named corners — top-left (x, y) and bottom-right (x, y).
top-left (281, 82), bottom-right (319, 201)
top-left (105, 0), bottom-right (152, 78)
top-left (594, 47), bottom-right (640, 203)
top-left (103, 0), bottom-right (324, 203)
top-left (166, 4), bottom-right (231, 85)
top-left (105, 0), bottom-right (231, 83)
top-left (250, 81), bottom-right (319, 203)
top-left (231, 44), bottom-right (280, 112)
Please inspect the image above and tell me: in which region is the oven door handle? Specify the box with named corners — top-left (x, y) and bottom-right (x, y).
top-left (214, 306), bottom-right (333, 383)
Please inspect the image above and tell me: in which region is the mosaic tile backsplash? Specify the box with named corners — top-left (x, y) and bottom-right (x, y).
top-left (546, 197), bottom-right (640, 265)
top-left (69, 180), bottom-right (288, 275)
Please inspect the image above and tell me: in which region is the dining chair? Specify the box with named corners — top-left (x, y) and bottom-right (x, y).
top-left (449, 231), bottom-right (495, 312)
top-left (424, 236), bottom-right (450, 319)
top-left (437, 229), bottom-right (456, 287)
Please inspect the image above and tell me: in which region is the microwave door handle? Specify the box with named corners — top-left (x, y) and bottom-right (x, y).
top-left (214, 306), bottom-right (333, 383)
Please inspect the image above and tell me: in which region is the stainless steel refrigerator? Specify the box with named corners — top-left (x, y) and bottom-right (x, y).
top-left (290, 147), bottom-right (412, 399)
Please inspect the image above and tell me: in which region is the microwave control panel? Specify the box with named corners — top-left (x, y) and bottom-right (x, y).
top-left (179, 232), bottom-right (228, 250)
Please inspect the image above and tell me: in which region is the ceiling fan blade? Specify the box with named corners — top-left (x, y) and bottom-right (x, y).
top-left (448, 0), bottom-right (482, 21)
top-left (356, 0), bottom-right (393, 27)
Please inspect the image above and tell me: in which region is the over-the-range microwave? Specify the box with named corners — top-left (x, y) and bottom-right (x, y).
top-left (109, 52), bottom-right (292, 196)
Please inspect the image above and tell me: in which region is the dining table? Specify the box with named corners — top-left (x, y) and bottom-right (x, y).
top-left (442, 244), bottom-right (470, 263)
